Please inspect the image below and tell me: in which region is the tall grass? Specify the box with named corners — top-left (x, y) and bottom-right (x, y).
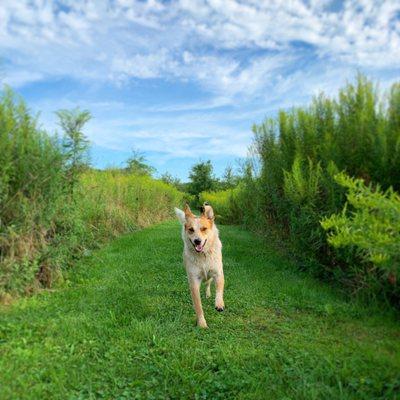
top-left (203, 75), bottom-right (400, 305)
top-left (199, 187), bottom-right (241, 224)
top-left (0, 89), bottom-right (184, 301)
top-left (79, 170), bottom-right (184, 236)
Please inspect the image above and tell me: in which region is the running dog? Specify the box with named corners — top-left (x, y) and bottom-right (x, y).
top-left (175, 203), bottom-right (225, 328)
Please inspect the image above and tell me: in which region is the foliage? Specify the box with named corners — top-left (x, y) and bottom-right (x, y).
top-left (125, 150), bottom-right (156, 176)
top-left (321, 173), bottom-right (400, 299)
top-left (208, 75), bottom-right (400, 304)
top-left (79, 170), bottom-right (184, 236)
top-left (188, 160), bottom-right (216, 198)
top-left (199, 186), bottom-right (243, 224)
top-left (56, 108), bottom-right (91, 194)
top-left (218, 165), bottom-right (240, 190)
top-left (160, 172), bottom-right (184, 190)
top-left (0, 88), bottom-right (66, 298)
top-left (0, 89), bottom-right (185, 299)
top-left (1, 223), bottom-right (399, 399)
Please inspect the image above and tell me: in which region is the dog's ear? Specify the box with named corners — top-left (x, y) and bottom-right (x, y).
top-left (174, 208), bottom-right (186, 224)
top-left (184, 203), bottom-right (195, 219)
top-left (201, 202), bottom-right (214, 221)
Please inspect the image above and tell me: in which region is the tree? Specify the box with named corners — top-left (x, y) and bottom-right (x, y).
top-left (161, 172), bottom-right (182, 188)
top-left (56, 108), bottom-right (91, 194)
top-left (188, 160), bottom-right (215, 197)
top-left (221, 165), bottom-right (239, 189)
top-left (125, 150), bottom-right (155, 176)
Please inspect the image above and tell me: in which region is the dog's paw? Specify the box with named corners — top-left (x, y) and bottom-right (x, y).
top-left (215, 299), bottom-right (224, 312)
top-left (197, 317), bottom-right (208, 328)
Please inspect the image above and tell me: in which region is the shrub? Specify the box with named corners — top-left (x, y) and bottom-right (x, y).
top-left (0, 89), bottom-right (185, 300)
top-left (321, 173), bottom-right (400, 300)
top-left (0, 88), bottom-right (66, 297)
top-left (210, 74), bottom-right (400, 306)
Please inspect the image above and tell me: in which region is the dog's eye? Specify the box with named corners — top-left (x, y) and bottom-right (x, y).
top-left (200, 227), bottom-right (207, 232)
top-left (188, 228), bottom-right (194, 233)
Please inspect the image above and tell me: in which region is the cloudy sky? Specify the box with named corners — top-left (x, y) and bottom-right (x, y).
top-left (1, 0), bottom-right (399, 179)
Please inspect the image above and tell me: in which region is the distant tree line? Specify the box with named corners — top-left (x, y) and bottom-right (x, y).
top-left (160, 160), bottom-right (241, 200)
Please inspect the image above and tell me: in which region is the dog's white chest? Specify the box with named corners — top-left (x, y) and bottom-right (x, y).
top-left (184, 249), bottom-right (219, 281)
top-left (199, 262), bottom-right (213, 281)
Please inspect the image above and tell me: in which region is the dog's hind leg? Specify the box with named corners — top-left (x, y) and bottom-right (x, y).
top-left (205, 278), bottom-right (213, 298)
top-left (189, 277), bottom-right (207, 328)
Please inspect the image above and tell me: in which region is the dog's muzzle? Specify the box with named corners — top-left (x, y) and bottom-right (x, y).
top-left (192, 239), bottom-right (207, 253)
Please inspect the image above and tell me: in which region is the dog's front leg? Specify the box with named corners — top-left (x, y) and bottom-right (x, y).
top-left (189, 276), bottom-right (207, 328)
top-left (214, 273), bottom-right (225, 312)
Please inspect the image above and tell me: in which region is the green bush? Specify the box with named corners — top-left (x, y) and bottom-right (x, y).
top-left (211, 74), bottom-right (400, 305)
top-left (0, 88), bottom-right (66, 297)
top-left (321, 173), bottom-right (400, 300)
top-left (0, 89), bottom-right (185, 300)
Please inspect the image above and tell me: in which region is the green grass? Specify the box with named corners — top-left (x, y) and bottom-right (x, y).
top-left (1, 222), bottom-right (399, 399)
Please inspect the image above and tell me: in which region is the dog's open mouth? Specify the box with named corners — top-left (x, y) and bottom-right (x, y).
top-left (193, 239), bottom-right (207, 253)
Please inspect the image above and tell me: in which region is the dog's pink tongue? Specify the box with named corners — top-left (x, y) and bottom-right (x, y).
top-left (195, 244), bottom-right (203, 252)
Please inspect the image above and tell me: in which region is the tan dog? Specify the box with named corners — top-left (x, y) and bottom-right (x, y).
top-left (175, 203), bottom-right (225, 328)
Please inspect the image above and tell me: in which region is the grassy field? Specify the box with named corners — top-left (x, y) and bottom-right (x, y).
top-left (0, 221), bottom-right (399, 399)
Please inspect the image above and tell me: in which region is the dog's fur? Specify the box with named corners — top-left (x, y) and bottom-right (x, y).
top-left (175, 203), bottom-right (225, 328)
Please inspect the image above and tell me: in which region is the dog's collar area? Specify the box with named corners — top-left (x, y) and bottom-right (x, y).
top-left (190, 239), bottom-right (207, 253)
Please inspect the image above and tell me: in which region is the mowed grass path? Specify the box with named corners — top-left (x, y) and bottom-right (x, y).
top-left (1, 222), bottom-right (399, 399)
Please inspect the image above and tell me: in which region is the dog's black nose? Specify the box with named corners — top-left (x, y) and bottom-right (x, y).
top-left (194, 238), bottom-right (201, 245)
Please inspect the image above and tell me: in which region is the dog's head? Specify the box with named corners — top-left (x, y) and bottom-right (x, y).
top-left (175, 203), bottom-right (215, 253)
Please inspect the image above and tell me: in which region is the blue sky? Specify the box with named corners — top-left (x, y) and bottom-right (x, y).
top-left (1, 0), bottom-right (399, 180)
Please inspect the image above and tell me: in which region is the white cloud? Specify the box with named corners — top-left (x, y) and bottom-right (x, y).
top-left (1, 0), bottom-right (399, 172)
top-left (0, 0), bottom-right (398, 94)
top-left (178, 0), bottom-right (400, 69)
